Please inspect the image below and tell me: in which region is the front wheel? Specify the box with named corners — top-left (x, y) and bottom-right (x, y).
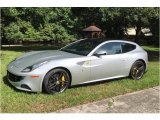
top-left (43, 68), bottom-right (71, 94)
top-left (130, 60), bottom-right (145, 80)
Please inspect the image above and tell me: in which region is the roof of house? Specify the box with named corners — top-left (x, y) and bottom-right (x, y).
top-left (83, 25), bottom-right (102, 32)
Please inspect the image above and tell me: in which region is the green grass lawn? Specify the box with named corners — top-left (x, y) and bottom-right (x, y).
top-left (142, 45), bottom-right (160, 52)
top-left (0, 45), bottom-right (159, 113)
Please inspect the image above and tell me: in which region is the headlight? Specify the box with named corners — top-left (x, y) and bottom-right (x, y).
top-left (22, 61), bottom-right (49, 72)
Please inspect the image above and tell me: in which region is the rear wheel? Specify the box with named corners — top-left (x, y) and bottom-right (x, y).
top-left (43, 68), bottom-right (71, 94)
top-left (130, 60), bottom-right (145, 80)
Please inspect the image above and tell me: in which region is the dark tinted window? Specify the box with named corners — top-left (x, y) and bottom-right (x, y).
top-left (121, 43), bottom-right (136, 53)
top-left (96, 42), bottom-right (122, 55)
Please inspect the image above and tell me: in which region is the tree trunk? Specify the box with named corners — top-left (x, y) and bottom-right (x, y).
top-left (135, 26), bottom-right (141, 44)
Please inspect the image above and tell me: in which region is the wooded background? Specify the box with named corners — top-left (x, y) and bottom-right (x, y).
top-left (1, 7), bottom-right (159, 45)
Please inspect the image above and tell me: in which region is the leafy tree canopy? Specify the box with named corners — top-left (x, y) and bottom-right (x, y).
top-left (1, 7), bottom-right (159, 45)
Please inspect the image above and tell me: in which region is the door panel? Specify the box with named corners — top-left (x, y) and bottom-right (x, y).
top-left (90, 54), bottom-right (126, 81)
top-left (71, 57), bottom-right (91, 85)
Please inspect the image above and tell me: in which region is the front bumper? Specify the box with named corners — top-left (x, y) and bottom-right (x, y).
top-left (7, 65), bottom-right (44, 92)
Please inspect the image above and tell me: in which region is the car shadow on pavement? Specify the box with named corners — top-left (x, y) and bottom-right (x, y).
top-left (3, 76), bottom-right (37, 95)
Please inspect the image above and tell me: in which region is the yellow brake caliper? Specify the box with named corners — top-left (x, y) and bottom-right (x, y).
top-left (56, 74), bottom-right (65, 85)
top-left (61, 75), bottom-right (65, 86)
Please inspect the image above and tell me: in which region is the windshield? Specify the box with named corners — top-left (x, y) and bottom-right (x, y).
top-left (60, 39), bottom-right (106, 56)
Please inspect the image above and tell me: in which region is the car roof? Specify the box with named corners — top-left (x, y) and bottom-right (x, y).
top-left (82, 38), bottom-right (137, 46)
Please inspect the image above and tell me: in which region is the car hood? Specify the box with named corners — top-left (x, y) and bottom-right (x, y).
top-left (12, 50), bottom-right (82, 68)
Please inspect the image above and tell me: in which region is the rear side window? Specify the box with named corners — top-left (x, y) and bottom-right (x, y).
top-left (121, 43), bottom-right (136, 53)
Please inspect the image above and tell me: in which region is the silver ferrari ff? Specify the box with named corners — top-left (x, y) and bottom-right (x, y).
top-left (7, 38), bottom-right (148, 94)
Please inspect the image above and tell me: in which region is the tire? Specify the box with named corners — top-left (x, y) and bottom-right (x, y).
top-left (130, 60), bottom-right (145, 80)
top-left (43, 68), bottom-right (71, 94)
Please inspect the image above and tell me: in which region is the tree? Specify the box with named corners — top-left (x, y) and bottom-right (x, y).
top-left (40, 23), bottom-right (74, 43)
top-left (71, 8), bottom-right (102, 38)
top-left (99, 8), bottom-right (123, 38)
top-left (1, 7), bottom-right (159, 45)
top-left (121, 8), bottom-right (158, 43)
top-left (4, 22), bottom-right (24, 43)
top-left (1, 7), bottom-right (76, 44)
top-left (148, 8), bottom-right (159, 45)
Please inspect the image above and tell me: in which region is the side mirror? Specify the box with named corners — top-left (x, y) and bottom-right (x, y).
top-left (93, 50), bottom-right (107, 57)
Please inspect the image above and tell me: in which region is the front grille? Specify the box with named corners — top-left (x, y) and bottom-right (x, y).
top-left (7, 71), bottom-right (24, 82)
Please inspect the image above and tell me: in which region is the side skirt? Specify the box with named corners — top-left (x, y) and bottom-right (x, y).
top-left (72, 75), bottom-right (128, 86)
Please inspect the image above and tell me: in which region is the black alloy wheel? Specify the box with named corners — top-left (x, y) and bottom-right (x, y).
top-left (130, 60), bottom-right (145, 80)
top-left (43, 68), bottom-right (71, 94)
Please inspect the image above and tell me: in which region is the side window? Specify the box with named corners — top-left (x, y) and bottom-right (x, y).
top-left (121, 43), bottom-right (136, 53)
top-left (96, 42), bottom-right (122, 55)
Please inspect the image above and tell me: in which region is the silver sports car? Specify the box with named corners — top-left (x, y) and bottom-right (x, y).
top-left (7, 38), bottom-right (148, 94)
